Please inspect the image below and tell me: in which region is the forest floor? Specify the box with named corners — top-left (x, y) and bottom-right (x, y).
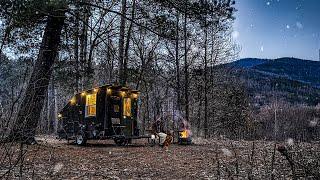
top-left (1, 135), bottom-right (320, 179)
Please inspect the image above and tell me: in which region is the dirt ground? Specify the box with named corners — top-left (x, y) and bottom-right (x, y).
top-left (1, 136), bottom-right (320, 179)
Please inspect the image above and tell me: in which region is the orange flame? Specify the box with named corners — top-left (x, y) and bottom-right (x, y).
top-left (180, 130), bottom-right (188, 138)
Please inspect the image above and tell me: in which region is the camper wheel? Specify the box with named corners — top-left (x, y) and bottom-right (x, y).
top-left (75, 131), bottom-right (87, 146)
top-left (114, 138), bottom-right (125, 146)
top-left (114, 137), bottom-right (130, 146)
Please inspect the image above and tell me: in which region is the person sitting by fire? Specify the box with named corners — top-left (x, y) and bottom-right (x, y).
top-left (150, 118), bottom-right (163, 145)
top-left (151, 118), bottom-right (164, 133)
top-left (151, 118), bottom-right (173, 150)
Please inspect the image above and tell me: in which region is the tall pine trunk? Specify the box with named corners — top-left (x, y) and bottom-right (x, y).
top-left (47, 79), bottom-right (58, 134)
top-left (8, 13), bottom-right (65, 143)
top-left (123, 0), bottom-right (136, 85)
top-left (79, 3), bottom-right (89, 89)
top-left (184, 1), bottom-right (189, 122)
top-left (74, 3), bottom-right (80, 92)
top-left (175, 12), bottom-right (181, 112)
top-left (204, 17), bottom-right (208, 138)
top-left (118, 0), bottom-right (127, 85)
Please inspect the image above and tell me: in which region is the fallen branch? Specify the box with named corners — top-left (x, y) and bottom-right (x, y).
top-left (277, 145), bottom-right (320, 179)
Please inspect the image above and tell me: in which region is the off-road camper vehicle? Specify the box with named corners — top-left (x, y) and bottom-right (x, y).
top-left (57, 85), bottom-right (148, 145)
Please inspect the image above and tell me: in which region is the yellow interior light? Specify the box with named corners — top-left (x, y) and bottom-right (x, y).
top-left (70, 97), bottom-right (76, 104)
top-left (58, 113), bottom-right (62, 118)
top-left (93, 88), bottom-right (99, 93)
top-left (123, 98), bottom-right (131, 117)
top-left (132, 93), bottom-right (138, 99)
top-left (85, 93), bottom-right (97, 117)
top-left (120, 91), bottom-right (126, 97)
top-left (81, 92), bottom-right (86, 96)
top-left (107, 88), bottom-right (112, 95)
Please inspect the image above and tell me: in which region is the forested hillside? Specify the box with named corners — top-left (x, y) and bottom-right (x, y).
top-left (225, 58), bottom-right (320, 141)
top-left (228, 57), bottom-right (320, 106)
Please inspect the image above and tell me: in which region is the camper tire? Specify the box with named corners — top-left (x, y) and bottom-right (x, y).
top-left (114, 138), bottom-right (128, 146)
top-left (75, 131), bottom-right (87, 146)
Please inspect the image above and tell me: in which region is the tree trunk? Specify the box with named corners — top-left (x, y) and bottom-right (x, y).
top-left (53, 80), bottom-right (58, 134)
top-left (8, 13), bottom-right (65, 143)
top-left (74, 3), bottom-right (80, 92)
top-left (118, 0), bottom-right (127, 85)
top-left (47, 78), bottom-right (58, 134)
top-left (175, 12), bottom-right (181, 112)
top-left (79, 2), bottom-right (89, 89)
top-left (84, 4), bottom-right (93, 84)
top-left (209, 16), bottom-right (218, 136)
top-left (107, 33), bottom-right (113, 82)
top-left (183, 1), bottom-right (189, 122)
top-left (197, 83), bottom-right (202, 137)
top-left (123, 0), bottom-right (136, 85)
top-left (204, 18), bottom-right (208, 139)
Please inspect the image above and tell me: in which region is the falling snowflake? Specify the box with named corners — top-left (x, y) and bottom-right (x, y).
top-left (296, 22), bottom-right (303, 29)
top-left (295, 4), bottom-right (302, 10)
top-left (260, 46), bottom-right (264, 52)
top-left (53, 162), bottom-right (64, 174)
top-left (232, 31), bottom-right (239, 39)
top-left (286, 138), bottom-right (294, 146)
top-left (309, 119), bottom-right (318, 127)
top-left (266, 2), bottom-right (271, 6)
top-left (286, 25), bottom-right (290, 29)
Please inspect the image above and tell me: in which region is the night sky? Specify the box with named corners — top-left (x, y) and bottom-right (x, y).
top-left (233, 0), bottom-right (320, 61)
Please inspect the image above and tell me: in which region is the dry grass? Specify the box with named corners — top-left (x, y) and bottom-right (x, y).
top-left (0, 136), bottom-right (319, 179)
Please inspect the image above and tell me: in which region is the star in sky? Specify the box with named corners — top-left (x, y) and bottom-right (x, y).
top-left (233, 0), bottom-right (320, 61)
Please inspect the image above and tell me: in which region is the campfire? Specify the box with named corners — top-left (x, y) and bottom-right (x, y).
top-left (180, 129), bottom-right (189, 139)
top-left (178, 129), bottom-right (192, 145)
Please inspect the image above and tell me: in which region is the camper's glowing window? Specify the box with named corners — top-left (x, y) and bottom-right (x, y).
top-left (123, 98), bottom-right (131, 117)
top-left (85, 93), bottom-right (97, 117)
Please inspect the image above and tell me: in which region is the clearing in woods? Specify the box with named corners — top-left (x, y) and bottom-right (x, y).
top-left (1, 136), bottom-right (319, 179)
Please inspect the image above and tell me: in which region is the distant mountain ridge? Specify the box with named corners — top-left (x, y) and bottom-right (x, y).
top-left (229, 58), bottom-right (268, 68)
top-left (227, 57), bottom-right (320, 106)
top-left (230, 57), bottom-right (320, 87)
